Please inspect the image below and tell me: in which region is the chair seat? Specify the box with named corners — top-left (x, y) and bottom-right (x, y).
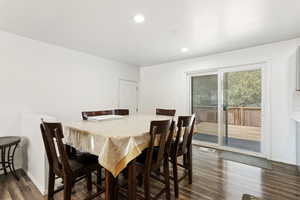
top-left (137, 148), bottom-right (161, 166)
top-left (170, 141), bottom-right (184, 156)
top-left (75, 152), bottom-right (99, 163)
top-left (135, 157), bottom-right (163, 175)
top-left (137, 149), bottom-right (159, 164)
top-left (67, 153), bottom-right (99, 178)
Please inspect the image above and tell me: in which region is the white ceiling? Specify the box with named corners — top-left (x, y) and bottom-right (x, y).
top-left (0, 0), bottom-right (300, 66)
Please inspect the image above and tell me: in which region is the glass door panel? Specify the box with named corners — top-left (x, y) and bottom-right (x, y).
top-left (223, 69), bottom-right (262, 152)
top-left (191, 74), bottom-right (218, 144)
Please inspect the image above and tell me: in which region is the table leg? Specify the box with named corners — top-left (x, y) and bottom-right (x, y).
top-left (1, 147), bottom-right (7, 175)
top-left (128, 159), bottom-right (136, 200)
top-left (105, 169), bottom-right (118, 200)
top-left (8, 144), bottom-right (19, 180)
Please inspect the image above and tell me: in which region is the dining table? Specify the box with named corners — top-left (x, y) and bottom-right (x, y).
top-left (63, 113), bottom-right (174, 200)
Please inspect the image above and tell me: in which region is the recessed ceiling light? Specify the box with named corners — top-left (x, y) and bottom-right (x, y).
top-left (181, 47), bottom-right (189, 53)
top-left (133, 14), bottom-right (145, 23)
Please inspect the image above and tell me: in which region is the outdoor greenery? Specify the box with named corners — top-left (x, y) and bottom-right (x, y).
top-left (192, 69), bottom-right (261, 108)
top-left (224, 70), bottom-right (261, 107)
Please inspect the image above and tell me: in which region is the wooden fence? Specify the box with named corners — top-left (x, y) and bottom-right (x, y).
top-left (193, 106), bottom-right (261, 127)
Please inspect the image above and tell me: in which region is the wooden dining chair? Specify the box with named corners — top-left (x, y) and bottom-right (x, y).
top-left (82, 110), bottom-right (113, 120)
top-left (120, 120), bottom-right (172, 200)
top-left (156, 108), bottom-right (176, 116)
top-left (169, 114), bottom-right (195, 198)
top-left (114, 109), bottom-right (129, 115)
top-left (40, 121), bottom-right (102, 200)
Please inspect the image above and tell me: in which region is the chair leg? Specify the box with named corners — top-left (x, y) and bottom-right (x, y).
top-left (48, 169), bottom-right (55, 200)
top-left (163, 157), bottom-right (171, 200)
top-left (64, 177), bottom-right (72, 200)
top-left (86, 172), bottom-right (92, 191)
top-left (137, 174), bottom-right (143, 187)
top-left (128, 160), bottom-right (136, 200)
top-left (183, 154), bottom-right (187, 166)
top-left (96, 167), bottom-right (102, 192)
top-left (172, 157), bottom-right (179, 198)
top-left (188, 147), bottom-right (193, 184)
top-left (155, 167), bottom-right (161, 176)
top-left (144, 173), bottom-right (151, 200)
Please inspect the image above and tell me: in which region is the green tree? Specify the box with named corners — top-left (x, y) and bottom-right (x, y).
top-left (224, 70), bottom-right (261, 107)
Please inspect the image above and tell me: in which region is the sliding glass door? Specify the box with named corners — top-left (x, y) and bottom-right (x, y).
top-left (223, 69), bottom-right (262, 152)
top-left (191, 66), bottom-right (263, 153)
top-left (191, 74), bottom-right (219, 144)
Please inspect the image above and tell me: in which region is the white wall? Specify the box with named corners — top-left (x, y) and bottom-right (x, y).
top-left (140, 38), bottom-right (300, 165)
top-left (294, 42), bottom-right (300, 170)
top-left (20, 113), bottom-right (57, 194)
top-left (0, 30), bottom-right (139, 191)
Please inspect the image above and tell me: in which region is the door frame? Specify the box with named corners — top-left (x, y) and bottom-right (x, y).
top-left (186, 62), bottom-right (271, 158)
top-left (118, 78), bottom-right (139, 112)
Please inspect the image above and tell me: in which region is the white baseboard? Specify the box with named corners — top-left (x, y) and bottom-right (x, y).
top-left (25, 170), bottom-right (47, 195)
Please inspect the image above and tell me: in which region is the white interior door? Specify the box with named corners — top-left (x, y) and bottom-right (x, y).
top-left (119, 79), bottom-right (138, 114)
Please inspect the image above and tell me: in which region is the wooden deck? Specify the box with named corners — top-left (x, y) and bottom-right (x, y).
top-left (195, 122), bottom-right (261, 141)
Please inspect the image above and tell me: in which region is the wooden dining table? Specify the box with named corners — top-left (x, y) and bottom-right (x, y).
top-left (63, 113), bottom-right (173, 200)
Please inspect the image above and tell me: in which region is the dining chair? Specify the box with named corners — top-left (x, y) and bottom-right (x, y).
top-left (120, 120), bottom-right (172, 200)
top-left (169, 114), bottom-right (195, 198)
top-left (40, 121), bottom-right (102, 200)
top-left (156, 108), bottom-right (176, 116)
top-left (82, 110), bottom-right (113, 120)
top-left (114, 109), bottom-right (129, 115)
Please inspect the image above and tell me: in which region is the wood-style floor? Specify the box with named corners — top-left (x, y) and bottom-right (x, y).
top-left (1, 146), bottom-right (300, 200)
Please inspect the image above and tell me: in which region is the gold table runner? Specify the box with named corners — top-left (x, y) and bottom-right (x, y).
top-left (63, 114), bottom-right (173, 177)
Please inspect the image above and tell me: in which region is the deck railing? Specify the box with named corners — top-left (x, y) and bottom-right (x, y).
top-left (193, 106), bottom-right (261, 127)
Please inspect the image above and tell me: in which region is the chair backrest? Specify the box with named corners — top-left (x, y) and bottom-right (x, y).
top-left (166, 120), bottom-right (176, 155)
top-left (156, 108), bottom-right (176, 116)
top-left (40, 121), bottom-right (72, 175)
top-left (82, 110), bottom-right (113, 120)
top-left (114, 109), bottom-right (129, 115)
top-left (145, 120), bottom-right (172, 172)
top-left (173, 114), bottom-right (195, 155)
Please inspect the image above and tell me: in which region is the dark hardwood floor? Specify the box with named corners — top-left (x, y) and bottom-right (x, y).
top-left (1, 146), bottom-right (300, 200)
